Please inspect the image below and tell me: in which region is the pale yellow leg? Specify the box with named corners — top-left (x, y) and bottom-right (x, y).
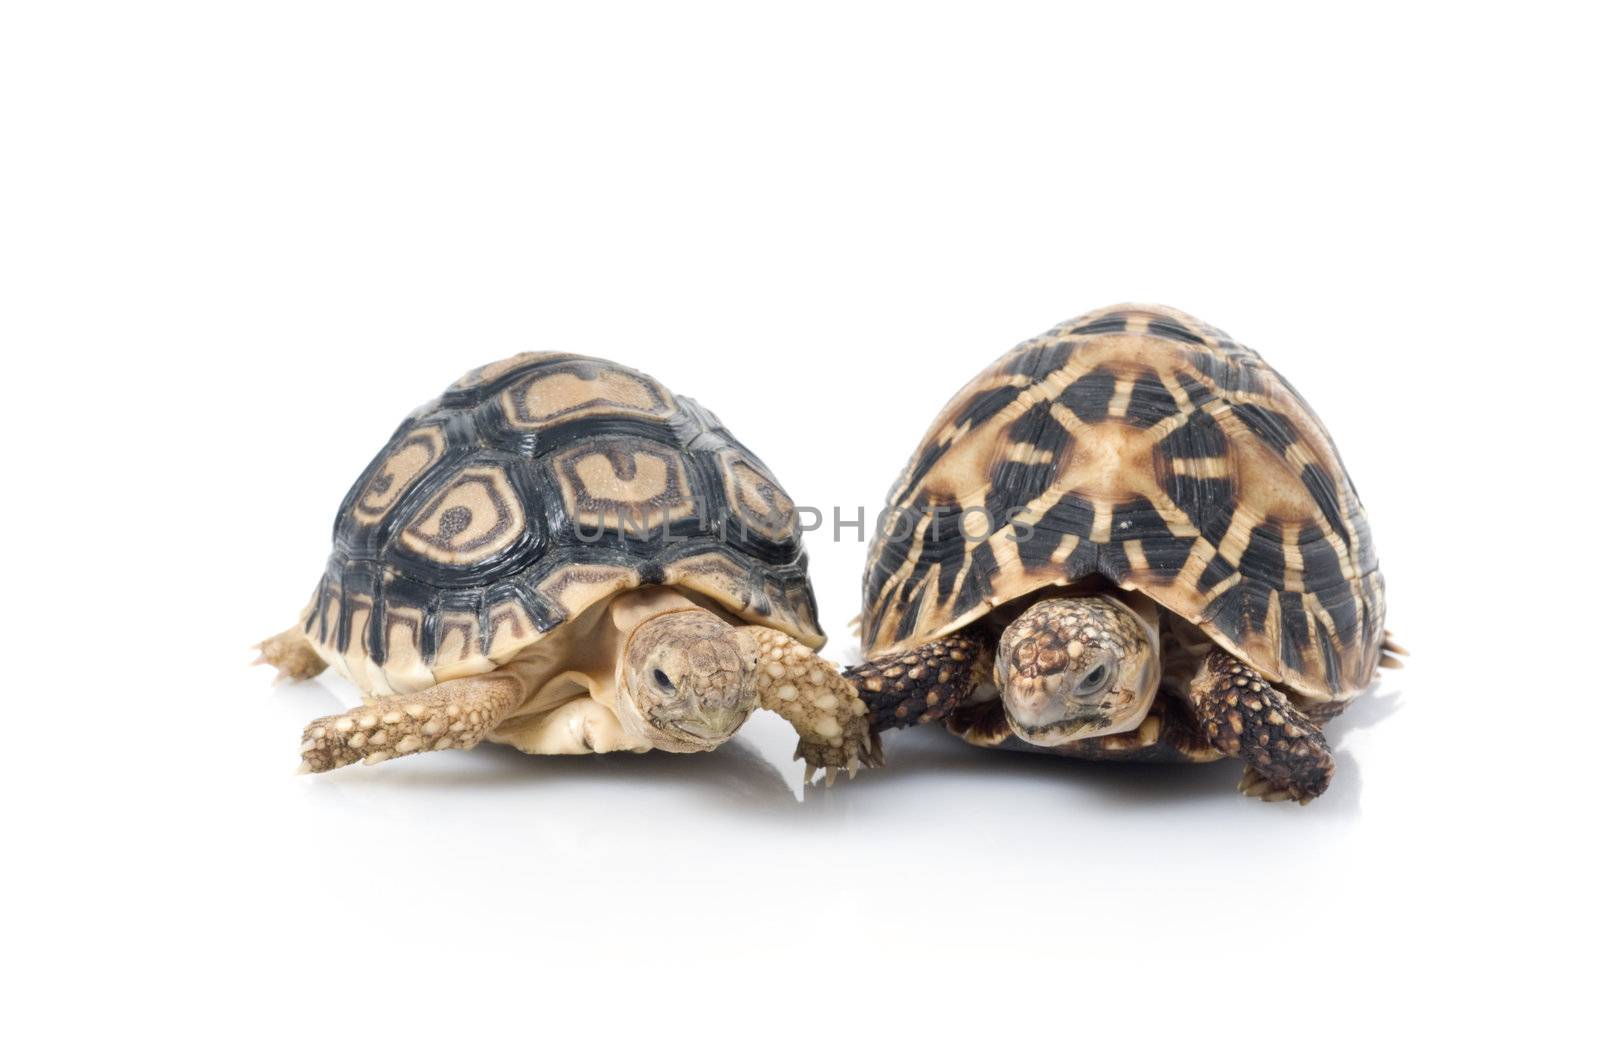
top-left (299, 671), bottom-right (525, 773)
top-left (255, 625), bottom-right (328, 683)
top-left (740, 628), bottom-right (881, 785)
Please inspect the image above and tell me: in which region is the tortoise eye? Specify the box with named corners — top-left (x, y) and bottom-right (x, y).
top-left (653, 668), bottom-right (676, 693)
top-left (1078, 664), bottom-right (1112, 696)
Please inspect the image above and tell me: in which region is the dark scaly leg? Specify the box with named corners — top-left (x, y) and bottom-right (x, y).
top-left (1182, 648), bottom-right (1335, 804)
top-left (843, 634), bottom-right (993, 732)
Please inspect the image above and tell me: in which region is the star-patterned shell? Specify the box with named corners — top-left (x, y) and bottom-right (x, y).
top-left (860, 305), bottom-right (1384, 701)
top-left (303, 353), bottom-right (820, 695)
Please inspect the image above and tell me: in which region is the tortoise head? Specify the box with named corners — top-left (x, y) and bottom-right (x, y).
top-left (995, 595), bottom-right (1159, 745)
top-left (615, 609), bottom-right (760, 752)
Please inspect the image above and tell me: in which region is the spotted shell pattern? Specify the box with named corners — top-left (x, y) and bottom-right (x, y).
top-left (860, 305), bottom-right (1384, 701)
top-left (305, 353), bottom-right (821, 695)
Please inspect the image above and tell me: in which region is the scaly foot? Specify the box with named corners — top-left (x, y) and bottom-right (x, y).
top-left (1187, 649), bottom-right (1334, 804)
top-left (744, 628), bottom-right (881, 785)
top-left (255, 625), bottom-right (328, 683)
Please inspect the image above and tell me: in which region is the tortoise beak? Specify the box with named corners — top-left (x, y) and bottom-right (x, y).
top-left (1002, 675), bottom-right (1078, 734)
top-left (669, 706), bottom-right (747, 745)
top-left (1007, 716), bottom-right (1097, 745)
top-left (1003, 677), bottom-right (1104, 745)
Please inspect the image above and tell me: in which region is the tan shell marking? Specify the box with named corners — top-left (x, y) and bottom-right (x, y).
top-left (719, 453), bottom-right (797, 541)
top-left (399, 465), bottom-right (525, 565)
top-left (433, 612), bottom-right (480, 665)
top-left (661, 553), bottom-right (824, 650)
top-left (448, 351), bottom-right (566, 392)
top-left (535, 564), bottom-right (643, 618)
top-left (353, 425), bottom-right (446, 524)
top-left (500, 365), bottom-right (676, 429)
top-left (553, 442), bottom-right (694, 531)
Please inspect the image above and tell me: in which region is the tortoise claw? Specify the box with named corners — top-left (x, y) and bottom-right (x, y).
top-left (1239, 771), bottom-right (1274, 797)
top-left (1239, 765), bottom-right (1319, 805)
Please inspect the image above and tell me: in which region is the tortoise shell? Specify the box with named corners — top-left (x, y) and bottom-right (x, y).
top-left (303, 353), bottom-right (820, 695)
top-left (860, 305), bottom-right (1384, 701)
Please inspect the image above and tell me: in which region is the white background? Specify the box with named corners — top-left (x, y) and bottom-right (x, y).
top-left (5, 2), bottom-right (1595, 1033)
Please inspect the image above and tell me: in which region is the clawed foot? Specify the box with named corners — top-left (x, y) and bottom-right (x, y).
top-left (254, 626), bottom-right (328, 684)
top-left (1237, 763), bottom-right (1326, 805)
top-left (793, 723), bottom-right (883, 787)
top-left (1232, 709), bottom-right (1333, 805)
top-left (745, 627), bottom-right (886, 787)
top-left (1190, 650), bottom-right (1335, 804)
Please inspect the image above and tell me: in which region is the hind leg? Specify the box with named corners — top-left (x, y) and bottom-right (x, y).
top-left (254, 625), bottom-right (327, 683)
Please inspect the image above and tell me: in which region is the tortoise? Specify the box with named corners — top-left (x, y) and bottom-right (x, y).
top-left (844, 304), bottom-right (1400, 802)
top-left (257, 352), bottom-right (877, 781)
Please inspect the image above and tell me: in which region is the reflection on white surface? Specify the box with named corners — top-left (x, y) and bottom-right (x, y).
top-left (254, 666), bottom-right (1409, 937)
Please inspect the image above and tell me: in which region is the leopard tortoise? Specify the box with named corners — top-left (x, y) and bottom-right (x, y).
top-left (258, 352), bottom-right (877, 782)
top-left (845, 304), bottom-right (1400, 803)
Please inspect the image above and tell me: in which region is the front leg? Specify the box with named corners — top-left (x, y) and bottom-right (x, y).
top-left (1182, 649), bottom-right (1335, 804)
top-left (740, 629), bottom-right (881, 785)
top-left (299, 670), bottom-right (525, 773)
top-left (843, 634), bottom-right (993, 732)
